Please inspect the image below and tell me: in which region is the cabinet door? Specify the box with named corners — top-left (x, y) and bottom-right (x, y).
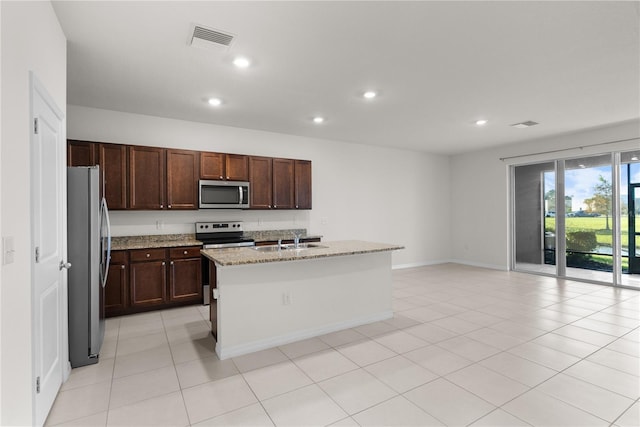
top-left (225, 154), bottom-right (249, 181)
top-left (169, 258), bottom-right (202, 302)
top-left (105, 251), bottom-right (127, 316)
top-left (200, 152), bottom-right (225, 180)
top-left (167, 149), bottom-right (199, 210)
top-left (99, 143), bottom-right (127, 209)
top-left (294, 160), bottom-right (312, 209)
top-left (249, 156), bottom-right (273, 209)
top-left (272, 158), bottom-right (295, 209)
top-left (129, 146), bottom-right (166, 209)
top-left (130, 260), bottom-right (167, 307)
top-left (67, 140), bottom-right (97, 166)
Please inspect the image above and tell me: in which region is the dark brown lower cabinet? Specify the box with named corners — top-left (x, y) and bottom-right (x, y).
top-left (104, 251), bottom-right (128, 316)
top-left (168, 247), bottom-right (202, 302)
top-left (129, 248), bottom-right (167, 309)
top-left (105, 246), bottom-right (202, 317)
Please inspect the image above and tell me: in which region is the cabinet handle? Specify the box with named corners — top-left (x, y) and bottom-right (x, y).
top-left (268, 205), bottom-right (272, 209)
top-left (162, 261), bottom-right (166, 266)
top-left (160, 204), bottom-right (164, 208)
top-left (121, 265), bottom-right (125, 270)
top-left (183, 250), bottom-right (188, 255)
top-left (274, 205), bottom-right (277, 209)
top-left (296, 205), bottom-right (299, 209)
top-left (226, 176), bottom-right (230, 179)
top-left (146, 253), bottom-right (150, 258)
top-left (219, 175), bottom-right (223, 179)
top-left (170, 261), bottom-right (174, 265)
top-left (168, 205), bottom-right (172, 209)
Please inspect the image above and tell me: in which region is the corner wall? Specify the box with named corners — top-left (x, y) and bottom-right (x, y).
top-left (1, 1), bottom-right (66, 424)
top-left (67, 106), bottom-right (452, 268)
top-left (450, 120), bottom-right (640, 270)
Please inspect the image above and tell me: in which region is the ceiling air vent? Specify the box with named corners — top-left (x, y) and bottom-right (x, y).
top-left (511, 121), bottom-right (539, 129)
top-left (190, 24), bottom-right (234, 50)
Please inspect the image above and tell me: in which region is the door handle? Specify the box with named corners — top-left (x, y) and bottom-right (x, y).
top-left (59, 261), bottom-right (72, 270)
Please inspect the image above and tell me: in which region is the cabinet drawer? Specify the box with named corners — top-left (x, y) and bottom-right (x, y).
top-left (129, 248), bottom-right (166, 262)
top-left (169, 246), bottom-right (202, 259)
top-left (109, 250), bottom-right (127, 264)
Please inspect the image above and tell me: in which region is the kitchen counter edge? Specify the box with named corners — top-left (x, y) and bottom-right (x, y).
top-left (201, 240), bottom-right (404, 266)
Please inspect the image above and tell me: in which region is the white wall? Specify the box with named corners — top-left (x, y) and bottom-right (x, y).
top-left (450, 120), bottom-right (640, 270)
top-left (0, 1), bottom-right (66, 424)
top-left (67, 105), bottom-right (452, 268)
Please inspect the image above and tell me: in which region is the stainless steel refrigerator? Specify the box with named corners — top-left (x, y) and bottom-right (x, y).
top-left (67, 166), bottom-right (111, 368)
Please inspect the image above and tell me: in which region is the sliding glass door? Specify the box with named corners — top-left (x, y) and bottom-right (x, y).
top-left (563, 155), bottom-right (613, 283)
top-left (512, 149), bottom-right (640, 289)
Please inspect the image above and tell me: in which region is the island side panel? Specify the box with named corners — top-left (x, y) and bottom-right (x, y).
top-left (209, 259), bottom-right (218, 340)
top-left (215, 251), bottom-right (393, 359)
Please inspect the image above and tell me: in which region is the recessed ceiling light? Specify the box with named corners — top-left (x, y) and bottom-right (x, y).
top-left (475, 119), bottom-right (488, 126)
top-left (579, 164), bottom-right (586, 169)
top-left (312, 116), bottom-right (325, 124)
top-left (363, 91), bottom-right (377, 99)
top-left (208, 98), bottom-right (222, 106)
top-left (233, 57), bottom-right (250, 68)
top-left (631, 156), bottom-right (639, 161)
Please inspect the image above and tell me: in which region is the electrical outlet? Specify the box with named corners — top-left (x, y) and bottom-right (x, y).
top-left (156, 220), bottom-right (164, 230)
top-left (258, 218), bottom-right (264, 226)
top-left (282, 291), bottom-right (292, 305)
top-left (2, 236), bottom-right (15, 265)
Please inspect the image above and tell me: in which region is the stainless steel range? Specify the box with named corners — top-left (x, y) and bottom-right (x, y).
top-left (196, 221), bottom-right (254, 304)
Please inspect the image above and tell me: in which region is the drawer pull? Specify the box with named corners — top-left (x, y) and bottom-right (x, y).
top-left (162, 261), bottom-right (165, 266)
top-left (121, 265), bottom-right (125, 270)
top-left (184, 250), bottom-right (188, 255)
top-left (146, 253), bottom-right (150, 258)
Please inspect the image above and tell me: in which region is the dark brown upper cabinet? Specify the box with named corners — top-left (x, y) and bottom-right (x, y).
top-left (128, 146), bottom-right (166, 210)
top-left (272, 158), bottom-right (295, 209)
top-left (200, 152), bottom-right (249, 181)
top-left (294, 160), bottom-right (312, 209)
top-left (166, 149), bottom-right (199, 209)
top-left (67, 140), bottom-right (97, 166)
top-left (248, 156), bottom-right (273, 209)
top-left (99, 143), bottom-right (127, 209)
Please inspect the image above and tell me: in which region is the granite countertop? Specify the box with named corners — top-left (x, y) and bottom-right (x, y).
top-left (111, 234), bottom-right (203, 250)
top-left (201, 240), bottom-right (404, 266)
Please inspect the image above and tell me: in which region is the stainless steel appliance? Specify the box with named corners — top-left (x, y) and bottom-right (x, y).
top-left (196, 221), bottom-right (254, 304)
top-left (67, 166), bottom-right (112, 368)
top-left (199, 180), bottom-right (250, 209)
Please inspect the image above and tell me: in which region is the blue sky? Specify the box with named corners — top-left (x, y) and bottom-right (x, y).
top-left (544, 163), bottom-right (640, 212)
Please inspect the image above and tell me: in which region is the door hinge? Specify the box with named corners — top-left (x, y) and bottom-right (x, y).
top-left (36, 376), bottom-right (41, 394)
top-left (35, 247), bottom-right (40, 263)
top-left (34, 118), bottom-right (39, 134)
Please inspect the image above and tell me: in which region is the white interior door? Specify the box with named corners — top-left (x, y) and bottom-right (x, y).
top-left (30, 73), bottom-right (66, 426)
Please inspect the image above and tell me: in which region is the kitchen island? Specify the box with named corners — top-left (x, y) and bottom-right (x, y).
top-left (201, 240), bottom-right (403, 359)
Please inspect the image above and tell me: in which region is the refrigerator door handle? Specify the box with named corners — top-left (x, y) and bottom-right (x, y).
top-left (100, 197), bottom-right (112, 288)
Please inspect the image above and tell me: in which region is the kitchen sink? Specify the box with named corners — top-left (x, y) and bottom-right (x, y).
top-left (252, 243), bottom-right (328, 252)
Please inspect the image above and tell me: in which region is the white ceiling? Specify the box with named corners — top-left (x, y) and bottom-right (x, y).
top-left (52, 1), bottom-right (640, 155)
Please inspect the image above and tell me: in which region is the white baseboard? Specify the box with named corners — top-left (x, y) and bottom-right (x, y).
top-left (446, 259), bottom-right (508, 271)
top-left (392, 260), bottom-right (450, 270)
top-left (393, 259), bottom-right (508, 271)
top-left (215, 311), bottom-right (393, 360)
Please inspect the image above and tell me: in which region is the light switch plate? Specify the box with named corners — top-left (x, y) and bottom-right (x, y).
top-left (2, 236), bottom-right (15, 265)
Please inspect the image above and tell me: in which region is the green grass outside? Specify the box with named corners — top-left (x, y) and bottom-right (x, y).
top-left (545, 216), bottom-right (629, 249)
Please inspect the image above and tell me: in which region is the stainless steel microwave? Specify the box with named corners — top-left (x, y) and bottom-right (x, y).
top-left (199, 180), bottom-right (250, 209)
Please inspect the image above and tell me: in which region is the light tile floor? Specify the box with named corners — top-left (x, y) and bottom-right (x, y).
top-left (46, 264), bottom-right (640, 426)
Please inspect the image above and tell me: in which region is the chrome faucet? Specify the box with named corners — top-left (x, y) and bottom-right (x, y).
top-left (293, 232), bottom-right (302, 248)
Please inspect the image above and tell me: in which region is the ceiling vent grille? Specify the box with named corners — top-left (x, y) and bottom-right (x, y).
top-left (190, 25), bottom-right (234, 49)
top-left (511, 121), bottom-right (539, 129)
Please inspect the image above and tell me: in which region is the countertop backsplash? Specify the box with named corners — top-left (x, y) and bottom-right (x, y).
top-left (108, 209), bottom-right (314, 237)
